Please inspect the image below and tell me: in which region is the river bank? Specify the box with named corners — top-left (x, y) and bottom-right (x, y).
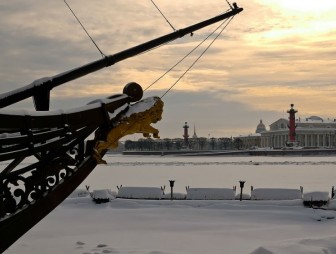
top-left (122, 148), bottom-right (336, 156)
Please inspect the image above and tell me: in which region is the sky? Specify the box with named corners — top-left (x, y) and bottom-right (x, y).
top-left (0, 0), bottom-right (336, 138)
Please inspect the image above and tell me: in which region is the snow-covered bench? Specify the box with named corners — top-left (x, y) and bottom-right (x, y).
top-left (186, 188), bottom-right (236, 200)
top-left (68, 188), bottom-right (90, 198)
top-left (92, 189), bottom-right (116, 203)
top-left (117, 187), bottom-right (164, 199)
top-left (251, 188), bottom-right (302, 200)
top-left (303, 191), bottom-right (329, 207)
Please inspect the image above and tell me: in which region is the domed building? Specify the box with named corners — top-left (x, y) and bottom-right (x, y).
top-left (256, 120), bottom-right (266, 133)
top-left (260, 115), bottom-right (336, 148)
top-left (234, 120), bottom-right (265, 149)
top-left (235, 104), bottom-right (336, 149)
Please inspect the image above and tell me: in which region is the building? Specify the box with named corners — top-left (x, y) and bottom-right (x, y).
top-left (239, 104), bottom-right (336, 149)
top-left (125, 105), bottom-right (336, 151)
top-left (256, 119), bottom-right (266, 133)
top-left (234, 120), bottom-right (265, 149)
top-left (260, 115), bottom-right (336, 148)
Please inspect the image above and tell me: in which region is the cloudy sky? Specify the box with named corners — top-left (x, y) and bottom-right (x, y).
top-left (0, 0), bottom-right (336, 139)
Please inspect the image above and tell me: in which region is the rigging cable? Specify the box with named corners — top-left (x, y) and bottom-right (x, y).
top-left (150, 0), bottom-right (176, 31)
top-left (118, 1), bottom-right (182, 58)
top-left (64, 0), bottom-right (106, 57)
top-left (225, 0), bottom-right (234, 10)
top-left (133, 7), bottom-right (233, 65)
top-left (96, 11), bottom-right (237, 148)
top-left (144, 10), bottom-right (231, 92)
top-left (160, 15), bottom-right (235, 99)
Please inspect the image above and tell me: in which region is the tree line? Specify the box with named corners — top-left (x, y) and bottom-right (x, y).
top-left (124, 137), bottom-right (244, 151)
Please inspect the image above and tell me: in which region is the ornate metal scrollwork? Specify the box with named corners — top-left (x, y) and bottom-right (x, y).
top-left (1, 150), bottom-right (78, 217)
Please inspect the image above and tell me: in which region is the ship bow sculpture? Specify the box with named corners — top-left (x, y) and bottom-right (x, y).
top-left (0, 82), bottom-right (149, 252)
top-left (0, 4), bottom-right (242, 252)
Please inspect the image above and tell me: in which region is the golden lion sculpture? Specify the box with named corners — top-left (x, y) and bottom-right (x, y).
top-left (93, 96), bottom-right (163, 164)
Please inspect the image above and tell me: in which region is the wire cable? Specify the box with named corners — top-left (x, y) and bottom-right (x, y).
top-left (160, 16), bottom-right (235, 99)
top-left (101, 16), bottom-right (236, 152)
top-left (144, 11), bottom-right (231, 92)
top-left (64, 0), bottom-right (105, 57)
top-left (93, 9), bottom-right (237, 149)
top-left (150, 0), bottom-right (176, 31)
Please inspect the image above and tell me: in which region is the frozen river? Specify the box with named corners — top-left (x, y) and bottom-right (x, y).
top-left (80, 154), bottom-right (336, 194)
top-left (4, 154), bottom-right (336, 254)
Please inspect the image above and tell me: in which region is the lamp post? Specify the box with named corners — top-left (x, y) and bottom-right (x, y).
top-left (169, 180), bottom-right (175, 201)
top-left (239, 181), bottom-right (246, 201)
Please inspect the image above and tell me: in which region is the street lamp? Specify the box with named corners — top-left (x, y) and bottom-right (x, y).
top-left (239, 181), bottom-right (246, 201)
top-left (169, 180), bottom-right (175, 201)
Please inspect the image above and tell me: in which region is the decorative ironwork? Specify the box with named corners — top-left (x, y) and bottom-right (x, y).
top-left (2, 153), bottom-right (76, 215)
top-left (0, 87), bottom-right (137, 252)
top-left (0, 5), bottom-right (243, 252)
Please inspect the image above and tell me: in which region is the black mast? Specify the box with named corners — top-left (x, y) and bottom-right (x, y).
top-left (0, 5), bottom-right (243, 110)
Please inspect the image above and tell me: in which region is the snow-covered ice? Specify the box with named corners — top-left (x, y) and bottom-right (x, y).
top-left (186, 187), bottom-right (236, 200)
top-left (3, 155), bottom-right (336, 254)
top-left (117, 187), bottom-right (163, 199)
top-left (251, 188), bottom-right (302, 200)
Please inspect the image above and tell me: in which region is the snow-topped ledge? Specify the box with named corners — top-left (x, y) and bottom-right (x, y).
top-left (92, 189), bottom-right (116, 202)
top-left (117, 187), bottom-right (163, 199)
top-left (124, 97), bottom-right (159, 117)
top-left (186, 188), bottom-right (236, 200)
top-left (68, 189), bottom-right (90, 198)
top-left (303, 191), bottom-right (330, 207)
top-left (251, 188), bottom-right (302, 200)
top-left (303, 191), bottom-right (329, 201)
top-left (162, 192), bottom-right (186, 200)
top-left (0, 94), bottom-right (128, 116)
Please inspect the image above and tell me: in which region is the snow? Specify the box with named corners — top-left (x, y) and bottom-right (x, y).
top-left (0, 77), bottom-right (51, 102)
top-left (303, 191), bottom-right (330, 201)
top-left (124, 96), bottom-right (158, 117)
top-left (186, 187), bottom-right (236, 200)
top-left (117, 187), bottom-right (163, 199)
top-left (108, 104), bottom-right (128, 119)
top-left (0, 94), bottom-right (129, 116)
top-left (3, 155), bottom-right (336, 254)
top-left (251, 188), bottom-right (302, 200)
top-left (92, 189), bottom-right (116, 200)
top-left (162, 192), bottom-right (186, 200)
top-left (107, 96), bottom-right (159, 121)
top-left (328, 199), bottom-right (336, 210)
top-left (68, 189), bottom-right (90, 198)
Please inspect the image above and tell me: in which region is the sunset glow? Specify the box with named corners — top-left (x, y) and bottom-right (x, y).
top-left (259, 0), bottom-right (336, 13)
top-left (1, 0), bottom-right (336, 137)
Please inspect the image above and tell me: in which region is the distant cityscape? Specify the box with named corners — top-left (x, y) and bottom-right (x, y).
top-left (123, 104), bottom-right (336, 151)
